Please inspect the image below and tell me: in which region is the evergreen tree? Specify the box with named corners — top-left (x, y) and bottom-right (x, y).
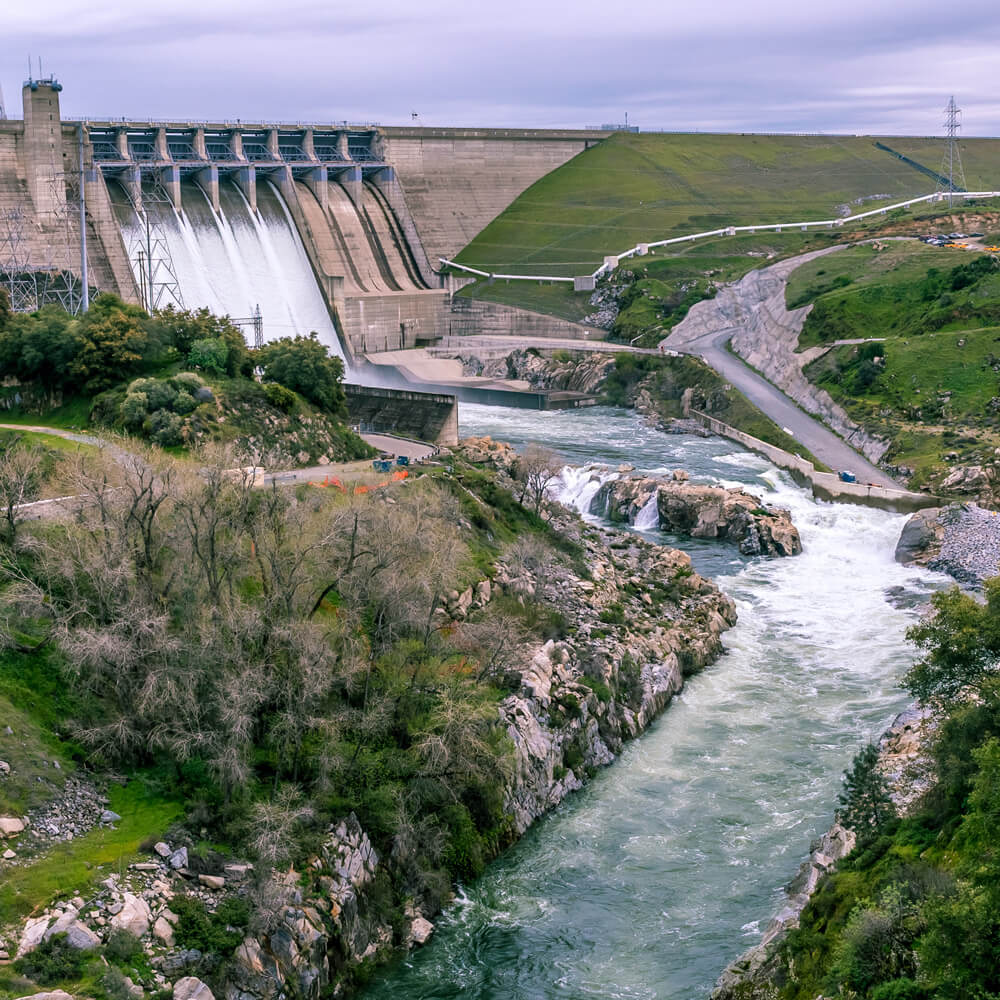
top-left (838, 742), bottom-right (896, 846)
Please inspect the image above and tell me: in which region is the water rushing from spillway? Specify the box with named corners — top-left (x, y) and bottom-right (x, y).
top-left (108, 178), bottom-right (345, 361)
top-left (361, 404), bottom-right (946, 1000)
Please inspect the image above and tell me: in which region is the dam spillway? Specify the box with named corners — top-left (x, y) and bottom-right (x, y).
top-left (108, 176), bottom-right (347, 360)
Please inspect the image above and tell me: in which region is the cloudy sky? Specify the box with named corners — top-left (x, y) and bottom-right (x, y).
top-left (2, 0), bottom-right (999, 134)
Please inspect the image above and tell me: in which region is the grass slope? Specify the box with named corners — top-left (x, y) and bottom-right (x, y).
top-left (455, 133), bottom-right (978, 278)
top-left (789, 242), bottom-right (1000, 486)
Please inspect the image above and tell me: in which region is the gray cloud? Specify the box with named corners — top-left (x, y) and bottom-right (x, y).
top-left (2, 0), bottom-right (999, 134)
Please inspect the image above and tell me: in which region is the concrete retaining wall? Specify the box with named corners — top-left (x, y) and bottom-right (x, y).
top-left (338, 290), bottom-right (451, 355)
top-left (448, 297), bottom-right (604, 340)
top-left (689, 409), bottom-right (940, 512)
top-left (344, 383), bottom-right (458, 447)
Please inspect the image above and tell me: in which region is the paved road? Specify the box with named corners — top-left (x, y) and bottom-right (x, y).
top-left (669, 324), bottom-right (897, 487)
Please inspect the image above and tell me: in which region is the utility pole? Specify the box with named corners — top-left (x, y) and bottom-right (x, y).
top-left (77, 125), bottom-right (89, 311)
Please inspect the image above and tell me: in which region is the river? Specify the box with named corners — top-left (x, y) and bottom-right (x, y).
top-left (361, 403), bottom-right (944, 1000)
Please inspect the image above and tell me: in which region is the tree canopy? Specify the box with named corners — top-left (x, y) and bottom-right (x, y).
top-left (255, 334), bottom-right (346, 416)
top-left (904, 578), bottom-right (1000, 703)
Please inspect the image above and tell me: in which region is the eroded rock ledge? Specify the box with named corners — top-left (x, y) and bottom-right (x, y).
top-left (591, 470), bottom-right (802, 557)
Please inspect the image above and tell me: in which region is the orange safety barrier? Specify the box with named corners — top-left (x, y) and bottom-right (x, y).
top-left (309, 476), bottom-right (347, 491)
top-left (392, 469), bottom-right (409, 481)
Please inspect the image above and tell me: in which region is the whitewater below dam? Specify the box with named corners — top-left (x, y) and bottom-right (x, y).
top-left (362, 403), bottom-right (946, 1000)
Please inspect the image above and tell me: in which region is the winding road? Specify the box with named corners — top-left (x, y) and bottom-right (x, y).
top-left (662, 248), bottom-right (900, 488)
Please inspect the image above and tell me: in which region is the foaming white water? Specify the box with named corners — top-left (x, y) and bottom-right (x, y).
top-left (110, 179), bottom-right (346, 363)
top-left (633, 491), bottom-right (660, 531)
top-left (554, 464), bottom-right (617, 516)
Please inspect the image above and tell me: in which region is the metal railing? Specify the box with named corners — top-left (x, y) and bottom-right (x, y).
top-left (442, 188), bottom-right (1000, 284)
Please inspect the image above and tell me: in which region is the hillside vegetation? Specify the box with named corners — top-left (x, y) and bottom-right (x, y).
top-left (735, 580), bottom-right (1000, 1000)
top-left (789, 243), bottom-right (1000, 490)
top-left (0, 293), bottom-right (372, 466)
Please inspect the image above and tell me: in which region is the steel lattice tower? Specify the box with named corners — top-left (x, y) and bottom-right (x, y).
top-left (940, 96), bottom-right (966, 207)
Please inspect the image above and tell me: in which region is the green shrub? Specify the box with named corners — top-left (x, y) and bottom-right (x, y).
top-left (149, 410), bottom-right (185, 447)
top-left (129, 377), bottom-right (177, 412)
top-left (171, 372), bottom-right (204, 393)
top-left (263, 382), bottom-right (298, 413)
top-left (581, 676), bottom-right (612, 703)
top-left (172, 390), bottom-right (197, 416)
top-left (599, 602), bottom-right (626, 625)
top-left (188, 338), bottom-right (229, 375)
top-left (104, 928), bottom-right (142, 965)
top-left (440, 803), bottom-right (485, 881)
top-left (121, 391), bottom-right (148, 427)
top-left (170, 895), bottom-right (247, 956)
top-left (869, 978), bottom-right (929, 1000)
top-left (15, 932), bottom-right (87, 984)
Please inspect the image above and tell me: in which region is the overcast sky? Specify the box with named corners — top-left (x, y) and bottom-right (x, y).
top-left (2, 0), bottom-right (999, 134)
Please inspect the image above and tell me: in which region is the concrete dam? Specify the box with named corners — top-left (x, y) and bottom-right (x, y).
top-left (0, 77), bottom-right (608, 362)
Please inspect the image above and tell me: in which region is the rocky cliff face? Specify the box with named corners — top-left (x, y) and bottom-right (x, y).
top-left (456, 347), bottom-right (616, 395)
top-left (592, 471), bottom-right (802, 557)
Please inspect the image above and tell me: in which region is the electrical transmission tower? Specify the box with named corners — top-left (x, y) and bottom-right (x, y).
top-left (0, 209), bottom-right (41, 312)
top-left (39, 147), bottom-right (86, 314)
top-left (121, 181), bottom-right (185, 312)
top-left (940, 96), bottom-right (966, 207)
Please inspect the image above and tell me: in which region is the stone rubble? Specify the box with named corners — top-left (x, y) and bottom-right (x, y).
top-left (895, 502), bottom-right (1000, 587)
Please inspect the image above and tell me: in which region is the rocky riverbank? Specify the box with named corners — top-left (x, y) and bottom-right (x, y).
top-left (895, 502), bottom-right (1000, 587)
top-left (713, 705), bottom-right (937, 998)
top-left (1, 440), bottom-right (739, 1000)
top-left (590, 470), bottom-right (802, 557)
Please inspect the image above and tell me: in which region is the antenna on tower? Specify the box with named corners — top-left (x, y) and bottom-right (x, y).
top-left (0, 83), bottom-right (6, 121)
top-left (940, 96), bottom-right (966, 207)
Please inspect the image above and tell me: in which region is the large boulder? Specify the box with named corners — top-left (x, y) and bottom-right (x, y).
top-left (44, 908), bottom-right (101, 951)
top-left (894, 508), bottom-right (941, 564)
top-left (110, 893), bottom-right (152, 938)
top-left (941, 464), bottom-right (991, 493)
top-left (173, 978), bottom-right (215, 1000)
top-left (0, 816), bottom-right (25, 838)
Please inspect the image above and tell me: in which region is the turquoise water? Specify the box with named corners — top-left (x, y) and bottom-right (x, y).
top-left (361, 405), bottom-right (944, 1000)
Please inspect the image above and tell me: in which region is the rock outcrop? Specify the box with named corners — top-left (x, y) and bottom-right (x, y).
top-left (896, 502), bottom-right (1000, 587)
top-left (592, 471), bottom-right (802, 556)
top-left (454, 348), bottom-right (616, 396)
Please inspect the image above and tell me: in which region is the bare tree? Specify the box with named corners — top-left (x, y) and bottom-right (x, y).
top-left (0, 440), bottom-right (43, 547)
top-left (513, 443), bottom-right (562, 515)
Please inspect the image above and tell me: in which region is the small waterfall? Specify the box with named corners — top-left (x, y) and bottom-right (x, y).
top-left (633, 490), bottom-right (660, 530)
top-left (553, 464), bottom-right (618, 516)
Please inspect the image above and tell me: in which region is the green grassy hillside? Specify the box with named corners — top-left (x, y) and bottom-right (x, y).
top-left (454, 132), bottom-right (998, 278)
top-left (790, 242), bottom-right (1000, 488)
